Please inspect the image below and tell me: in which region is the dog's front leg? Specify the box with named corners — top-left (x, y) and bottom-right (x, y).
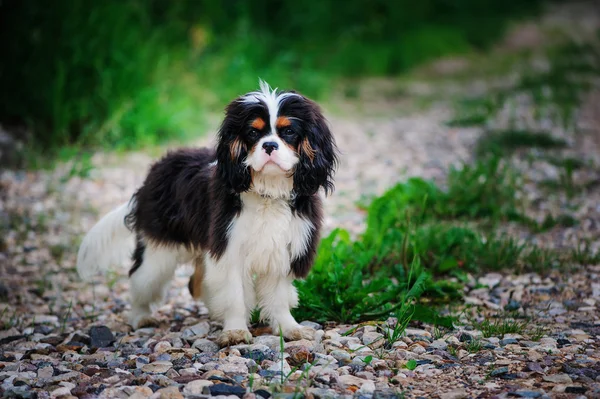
top-left (256, 274), bottom-right (315, 341)
top-left (203, 255), bottom-right (253, 347)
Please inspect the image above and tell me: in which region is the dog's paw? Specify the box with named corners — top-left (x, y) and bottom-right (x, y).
top-left (283, 326), bottom-right (316, 341)
top-left (217, 329), bottom-right (253, 347)
top-left (129, 312), bottom-right (160, 329)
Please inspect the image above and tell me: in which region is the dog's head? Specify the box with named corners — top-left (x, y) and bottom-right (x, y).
top-left (216, 80), bottom-right (338, 198)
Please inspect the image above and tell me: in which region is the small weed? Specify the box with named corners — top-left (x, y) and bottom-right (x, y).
top-left (465, 338), bottom-right (483, 353)
top-left (405, 359), bottom-right (417, 370)
top-left (529, 326), bottom-right (547, 341)
top-left (571, 240), bottom-right (600, 266)
top-left (448, 345), bottom-right (458, 357)
top-left (362, 355), bottom-right (373, 366)
top-left (470, 315), bottom-right (529, 338)
top-left (61, 299), bottom-right (74, 334)
top-left (475, 130), bottom-right (567, 158)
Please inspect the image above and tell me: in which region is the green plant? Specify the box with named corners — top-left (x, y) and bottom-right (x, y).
top-left (465, 338), bottom-right (483, 353)
top-left (405, 359), bottom-right (417, 370)
top-left (469, 314), bottom-right (529, 338)
top-left (475, 130), bottom-right (567, 158)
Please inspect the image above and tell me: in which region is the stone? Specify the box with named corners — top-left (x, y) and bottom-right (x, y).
top-left (542, 374), bottom-right (572, 384)
top-left (500, 338), bottom-right (519, 346)
top-left (362, 332), bottom-right (384, 348)
top-left (155, 386), bottom-right (183, 399)
top-left (142, 361), bottom-right (173, 374)
top-left (490, 367), bottom-right (509, 377)
top-left (253, 335), bottom-right (281, 352)
top-left (192, 338), bottom-right (219, 354)
top-left (220, 362), bottom-right (249, 375)
top-left (285, 345), bottom-right (313, 365)
top-left (337, 374), bottom-right (369, 390)
top-left (183, 379), bottom-right (213, 395)
top-left (37, 365), bottom-right (54, 380)
top-left (299, 321), bottom-right (322, 330)
top-left (564, 386), bottom-right (587, 394)
top-left (440, 389), bottom-right (468, 399)
top-left (329, 350), bottom-right (352, 365)
top-left (182, 321), bottom-right (211, 340)
top-left (510, 391), bottom-right (542, 398)
top-left (153, 341), bottom-right (172, 354)
top-left (429, 339), bottom-right (448, 350)
top-left (50, 387), bottom-right (72, 398)
top-left (209, 383), bottom-right (246, 397)
top-left (358, 380), bottom-right (376, 395)
top-left (409, 344), bottom-right (426, 354)
top-left (89, 326), bottom-right (115, 348)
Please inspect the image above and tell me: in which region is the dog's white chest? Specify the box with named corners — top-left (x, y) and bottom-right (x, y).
top-left (227, 193), bottom-right (312, 275)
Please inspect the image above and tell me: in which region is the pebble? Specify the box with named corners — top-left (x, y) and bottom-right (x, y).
top-left (338, 374), bottom-right (369, 389)
top-left (142, 361), bottom-right (173, 374)
top-left (542, 374), bottom-right (572, 384)
top-left (182, 321), bottom-right (211, 340)
top-left (362, 332), bottom-right (384, 348)
top-left (440, 389), bottom-right (468, 399)
top-left (429, 339), bottom-right (448, 350)
top-left (192, 338), bottom-right (219, 354)
top-left (183, 379), bottom-right (213, 395)
top-left (89, 326), bottom-right (115, 348)
top-left (209, 383), bottom-right (246, 397)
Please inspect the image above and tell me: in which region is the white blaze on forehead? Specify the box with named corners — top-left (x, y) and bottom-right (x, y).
top-left (240, 79), bottom-right (300, 132)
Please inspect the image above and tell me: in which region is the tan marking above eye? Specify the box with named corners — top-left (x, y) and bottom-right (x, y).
top-left (251, 118), bottom-right (266, 130)
top-left (276, 116), bottom-right (292, 128)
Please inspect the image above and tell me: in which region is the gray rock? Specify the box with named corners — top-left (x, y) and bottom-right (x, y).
top-left (141, 361), bottom-right (173, 374)
top-left (440, 389), bottom-right (468, 399)
top-left (89, 325), bottom-right (115, 348)
top-left (183, 379), bottom-right (213, 395)
top-left (510, 391), bottom-right (542, 398)
top-left (500, 338), bottom-right (519, 346)
top-left (192, 338), bottom-right (219, 354)
top-left (542, 373), bottom-right (572, 384)
top-left (429, 339), bottom-right (448, 350)
top-left (362, 332), bottom-right (384, 348)
top-left (182, 321), bottom-right (211, 340)
top-left (300, 320), bottom-right (322, 330)
top-left (253, 335), bottom-right (281, 352)
top-left (329, 349), bottom-right (352, 365)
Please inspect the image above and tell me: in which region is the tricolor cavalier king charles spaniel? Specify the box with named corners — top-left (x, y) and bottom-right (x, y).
top-left (76, 81), bottom-right (338, 346)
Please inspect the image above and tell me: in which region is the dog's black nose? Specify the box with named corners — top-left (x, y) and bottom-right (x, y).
top-left (262, 141), bottom-right (278, 155)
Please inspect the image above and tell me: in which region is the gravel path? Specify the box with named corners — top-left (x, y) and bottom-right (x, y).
top-left (2, 8), bottom-right (600, 396)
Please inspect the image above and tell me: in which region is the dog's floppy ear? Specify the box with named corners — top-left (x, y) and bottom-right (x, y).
top-left (294, 99), bottom-right (338, 196)
top-left (216, 100), bottom-right (252, 193)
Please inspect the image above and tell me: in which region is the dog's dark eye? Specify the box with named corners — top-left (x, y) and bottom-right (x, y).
top-left (248, 129), bottom-right (259, 139)
top-left (281, 128), bottom-right (295, 137)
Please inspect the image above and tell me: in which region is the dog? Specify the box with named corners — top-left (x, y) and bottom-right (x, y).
top-left (76, 80), bottom-right (338, 346)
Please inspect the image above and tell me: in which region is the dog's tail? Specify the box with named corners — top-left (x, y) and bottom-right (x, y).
top-left (76, 201), bottom-right (136, 281)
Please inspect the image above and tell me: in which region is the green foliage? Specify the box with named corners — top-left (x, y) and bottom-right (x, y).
top-left (294, 154), bottom-right (566, 323)
top-left (475, 130), bottom-right (567, 158)
top-left (405, 359), bottom-right (418, 370)
top-left (469, 314), bottom-right (529, 338)
top-left (449, 38), bottom-right (600, 133)
top-left (0, 0), bottom-right (545, 151)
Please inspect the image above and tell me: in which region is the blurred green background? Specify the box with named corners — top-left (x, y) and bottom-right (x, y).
top-left (0, 0), bottom-right (546, 153)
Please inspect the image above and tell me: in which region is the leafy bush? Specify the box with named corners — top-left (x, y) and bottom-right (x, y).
top-left (293, 156), bottom-right (559, 324)
top-left (0, 0), bottom-right (546, 151)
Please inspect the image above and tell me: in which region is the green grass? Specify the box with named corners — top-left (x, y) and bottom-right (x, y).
top-left (293, 153), bottom-right (571, 324)
top-left (475, 130), bottom-right (568, 158)
top-left (469, 314), bottom-right (530, 338)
